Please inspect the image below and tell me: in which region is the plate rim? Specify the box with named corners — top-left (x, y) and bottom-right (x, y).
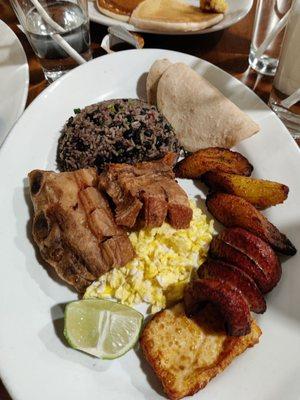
top-left (88, 0), bottom-right (254, 35)
top-left (0, 19), bottom-right (29, 147)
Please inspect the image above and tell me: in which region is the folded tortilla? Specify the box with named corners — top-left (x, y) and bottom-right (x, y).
top-left (156, 62), bottom-right (260, 151)
top-left (146, 59), bottom-right (172, 105)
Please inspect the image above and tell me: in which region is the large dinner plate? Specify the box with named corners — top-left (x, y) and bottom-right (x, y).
top-left (88, 0), bottom-right (253, 35)
top-left (0, 49), bottom-right (300, 400)
top-left (0, 20), bottom-right (29, 147)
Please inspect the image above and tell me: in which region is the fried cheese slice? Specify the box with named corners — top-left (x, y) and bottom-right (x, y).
top-left (140, 303), bottom-right (261, 400)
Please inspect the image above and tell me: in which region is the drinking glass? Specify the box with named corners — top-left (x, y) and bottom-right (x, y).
top-left (249, 0), bottom-right (291, 76)
top-left (269, 0), bottom-right (300, 139)
top-left (10, 0), bottom-right (92, 82)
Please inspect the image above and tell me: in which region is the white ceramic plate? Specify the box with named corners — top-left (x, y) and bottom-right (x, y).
top-left (0, 49), bottom-right (300, 400)
top-left (88, 0), bottom-right (253, 35)
top-left (0, 20), bottom-right (29, 147)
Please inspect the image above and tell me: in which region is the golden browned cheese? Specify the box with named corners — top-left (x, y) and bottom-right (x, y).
top-left (97, 0), bottom-right (144, 16)
top-left (140, 303), bottom-right (262, 400)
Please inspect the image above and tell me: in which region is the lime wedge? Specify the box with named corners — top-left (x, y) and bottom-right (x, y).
top-left (64, 299), bottom-right (143, 359)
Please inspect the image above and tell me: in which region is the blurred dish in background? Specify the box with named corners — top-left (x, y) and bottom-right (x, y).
top-left (9, 0), bottom-right (92, 83)
top-left (129, 0), bottom-right (224, 33)
top-left (88, 0), bottom-right (254, 35)
top-left (96, 0), bottom-right (144, 22)
top-left (248, 0), bottom-right (292, 76)
top-left (269, 0), bottom-right (300, 138)
top-left (0, 20), bottom-right (29, 147)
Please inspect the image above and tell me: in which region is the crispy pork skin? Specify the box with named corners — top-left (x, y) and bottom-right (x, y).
top-left (99, 154), bottom-right (192, 229)
top-left (28, 168), bottom-right (134, 292)
top-left (28, 156), bottom-right (192, 291)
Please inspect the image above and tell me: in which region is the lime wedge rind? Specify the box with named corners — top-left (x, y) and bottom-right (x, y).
top-left (64, 299), bottom-right (143, 360)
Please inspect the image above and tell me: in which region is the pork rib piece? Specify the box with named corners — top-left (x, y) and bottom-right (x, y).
top-left (28, 168), bottom-right (135, 292)
top-left (98, 153), bottom-right (192, 229)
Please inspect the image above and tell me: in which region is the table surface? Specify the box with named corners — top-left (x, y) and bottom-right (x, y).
top-left (0, 1), bottom-right (297, 398)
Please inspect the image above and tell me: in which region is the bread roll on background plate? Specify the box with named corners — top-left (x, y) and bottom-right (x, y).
top-left (130, 0), bottom-right (224, 32)
top-left (154, 62), bottom-right (259, 151)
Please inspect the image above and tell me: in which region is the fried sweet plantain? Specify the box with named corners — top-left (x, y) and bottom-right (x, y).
top-left (174, 147), bottom-right (253, 179)
top-left (206, 193), bottom-right (296, 256)
top-left (199, 259), bottom-right (266, 313)
top-left (184, 278), bottom-right (251, 336)
top-left (209, 228), bottom-right (282, 294)
top-left (202, 171), bottom-right (289, 209)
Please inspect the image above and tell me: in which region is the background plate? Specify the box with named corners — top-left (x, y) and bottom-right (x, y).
top-left (0, 49), bottom-right (299, 400)
top-left (0, 20), bottom-right (29, 147)
top-left (88, 0), bottom-right (253, 35)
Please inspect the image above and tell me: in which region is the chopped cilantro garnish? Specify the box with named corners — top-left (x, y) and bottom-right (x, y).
top-left (107, 104), bottom-right (116, 113)
top-left (73, 108), bottom-right (81, 114)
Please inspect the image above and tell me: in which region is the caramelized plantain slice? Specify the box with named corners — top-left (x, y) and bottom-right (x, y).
top-left (209, 228), bottom-right (282, 294)
top-left (175, 147), bottom-right (253, 179)
top-left (184, 278), bottom-right (251, 336)
top-left (206, 193), bottom-right (296, 256)
top-left (199, 259), bottom-right (267, 313)
top-left (202, 171), bottom-right (289, 209)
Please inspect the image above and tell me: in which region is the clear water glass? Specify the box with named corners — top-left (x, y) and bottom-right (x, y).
top-left (249, 0), bottom-right (291, 76)
top-left (10, 0), bottom-right (92, 82)
top-left (269, 0), bottom-right (300, 139)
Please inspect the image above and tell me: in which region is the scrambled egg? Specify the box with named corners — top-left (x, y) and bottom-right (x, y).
top-left (84, 201), bottom-right (215, 313)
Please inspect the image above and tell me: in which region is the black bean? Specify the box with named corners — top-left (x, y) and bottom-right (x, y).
top-left (124, 128), bottom-right (134, 140)
top-left (164, 124), bottom-right (172, 132)
top-left (66, 116), bottom-right (74, 127)
top-left (95, 154), bottom-right (105, 166)
top-left (156, 136), bottom-right (163, 146)
top-left (144, 141), bottom-right (152, 149)
top-left (133, 131), bottom-right (141, 145)
top-left (127, 148), bottom-right (139, 157)
top-left (75, 139), bottom-right (88, 151)
top-left (115, 141), bottom-right (124, 151)
top-left (144, 129), bottom-right (152, 137)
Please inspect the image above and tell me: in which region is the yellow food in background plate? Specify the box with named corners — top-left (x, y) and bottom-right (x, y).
top-left (84, 201), bottom-right (215, 313)
top-left (200, 0), bottom-right (228, 14)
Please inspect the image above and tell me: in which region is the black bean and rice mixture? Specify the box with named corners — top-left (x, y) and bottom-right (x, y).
top-left (57, 99), bottom-right (180, 172)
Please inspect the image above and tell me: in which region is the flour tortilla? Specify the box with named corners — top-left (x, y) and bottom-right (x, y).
top-left (130, 0), bottom-right (224, 33)
top-left (146, 59), bottom-right (172, 105)
top-left (156, 63), bottom-right (260, 151)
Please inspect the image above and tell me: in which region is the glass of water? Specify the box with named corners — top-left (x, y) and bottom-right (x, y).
top-left (249, 0), bottom-right (291, 76)
top-left (10, 0), bottom-right (92, 82)
top-left (269, 0), bottom-right (300, 139)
